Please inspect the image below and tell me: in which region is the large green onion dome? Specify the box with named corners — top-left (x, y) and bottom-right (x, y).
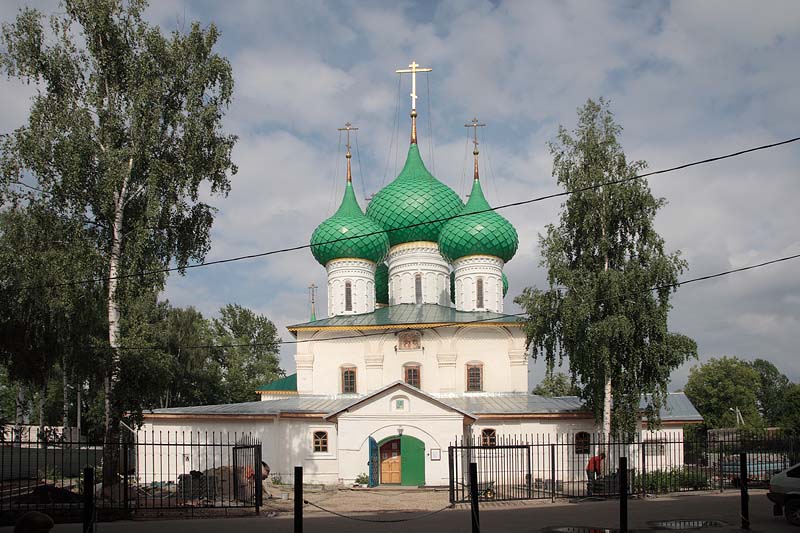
top-left (310, 180), bottom-right (389, 266)
top-left (439, 177), bottom-right (518, 263)
top-left (375, 263), bottom-right (389, 305)
top-left (366, 144), bottom-right (463, 247)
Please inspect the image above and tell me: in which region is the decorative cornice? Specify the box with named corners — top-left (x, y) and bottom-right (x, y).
top-left (288, 321), bottom-right (524, 332)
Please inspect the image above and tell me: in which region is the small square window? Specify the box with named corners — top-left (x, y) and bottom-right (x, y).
top-left (396, 399), bottom-right (404, 410)
top-left (481, 429), bottom-right (497, 447)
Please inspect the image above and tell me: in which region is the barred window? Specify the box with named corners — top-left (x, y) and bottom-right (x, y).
top-left (415, 274), bottom-right (422, 303)
top-left (467, 364), bottom-right (483, 392)
top-left (342, 367), bottom-right (356, 394)
top-left (313, 431), bottom-right (328, 453)
top-left (476, 278), bottom-right (484, 308)
top-left (404, 365), bottom-right (421, 388)
top-left (575, 432), bottom-right (591, 454)
top-left (481, 428), bottom-right (497, 447)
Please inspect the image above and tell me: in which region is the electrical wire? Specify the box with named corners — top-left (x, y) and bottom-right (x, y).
top-left (104, 250), bottom-right (800, 352)
top-left (19, 135), bottom-right (800, 291)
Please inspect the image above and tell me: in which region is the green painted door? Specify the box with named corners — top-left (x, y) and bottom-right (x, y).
top-left (400, 435), bottom-right (425, 486)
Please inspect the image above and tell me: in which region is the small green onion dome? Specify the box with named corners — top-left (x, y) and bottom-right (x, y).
top-left (438, 178), bottom-right (518, 263)
top-left (310, 181), bottom-right (389, 266)
top-left (375, 263), bottom-right (389, 305)
top-left (366, 144), bottom-right (463, 247)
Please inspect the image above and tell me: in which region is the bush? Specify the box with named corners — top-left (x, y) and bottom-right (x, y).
top-left (271, 474), bottom-right (283, 485)
top-left (354, 472), bottom-right (369, 485)
top-left (634, 468), bottom-right (709, 493)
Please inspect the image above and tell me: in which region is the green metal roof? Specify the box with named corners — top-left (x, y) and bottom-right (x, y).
top-left (310, 181), bottom-right (389, 266)
top-left (288, 303), bottom-right (523, 332)
top-left (256, 373), bottom-right (297, 392)
top-left (439, 178), bottom-right (519, 263)
top-left (366, 144), bottom-right (463, 246)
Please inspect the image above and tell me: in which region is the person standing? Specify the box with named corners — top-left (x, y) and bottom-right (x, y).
top-left (585, 452), bottom-right (606, 495)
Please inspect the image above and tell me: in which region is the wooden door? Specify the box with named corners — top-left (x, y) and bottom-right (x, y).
top-left (380, 439), bottom-right (401, 484)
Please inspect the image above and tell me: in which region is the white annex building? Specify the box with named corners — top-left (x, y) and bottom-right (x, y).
top-left (142, 61), bottom-right (702, 487)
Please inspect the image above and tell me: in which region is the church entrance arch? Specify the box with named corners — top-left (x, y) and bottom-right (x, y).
top-left (377, 434), bottom-right (425, 486)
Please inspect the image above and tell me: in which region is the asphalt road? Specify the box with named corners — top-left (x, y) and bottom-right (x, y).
top-left (2, 490), bottom-right (797, 532)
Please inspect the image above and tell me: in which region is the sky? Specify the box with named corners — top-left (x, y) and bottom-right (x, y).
top-left (2, 0), bottom-right (799, 390)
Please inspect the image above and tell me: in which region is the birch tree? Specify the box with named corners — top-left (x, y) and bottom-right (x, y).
top-left (516, 98), bottom-right (696, 435)
top-left (0, 0), bottom-right (237, 445)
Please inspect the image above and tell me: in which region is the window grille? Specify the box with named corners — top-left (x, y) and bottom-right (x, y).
top-left (313, 431), bottom-right (328, 452)
top-left (345, 281), bottom-right (352, 311)
top-left (414, 274), bottom-right (422, 303)
top-left (481, 428), bottom-right (497, 447)
top-left (467, 365), bottom-right (483, 391)
top-left (476, 278), bottom-right (484, 308)
top-left (342, 368), bottom-right (356, 393)
top-left (404, 365), bottom-right (421, 388)
top-left (575, 432), bottom-right (591, 454)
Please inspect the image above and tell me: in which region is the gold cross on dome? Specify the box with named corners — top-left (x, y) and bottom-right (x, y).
top-left (337, 122), bottom-right (358, 153)
top-left (395, 60), bottom-right (432, 112)
top-left (464, 117), bottom-right (486, 152)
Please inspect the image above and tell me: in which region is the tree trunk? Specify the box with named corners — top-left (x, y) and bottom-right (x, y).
top-left (105, 162), bottom-right (130, 438)
top-left (601, 224), bottom-right (613, 440)
top-left (76, 385), bottom-right (81, 438)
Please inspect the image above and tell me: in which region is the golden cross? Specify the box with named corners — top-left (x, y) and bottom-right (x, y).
top-left (337, 122), bottom-right (358, 153)
top-left (395, 60), bottom-right (432, 112)
top-left (464, 118), bottom-right (486, 153)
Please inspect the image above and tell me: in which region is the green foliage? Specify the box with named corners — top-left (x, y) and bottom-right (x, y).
top-left (750, 359), bottom-right (792, 426)
top-left (634, 468), bottom-right (709, 493)
top-left (532, 372), bottom-right (580, 397)
top-left (684, 357), bottom-right (763, 428)
top-left (211, 304), bottom-right (282, 404)
top-left (779, 384), bottom-right (800, 434)
top-left (515, 98), bottom-right (696, 433)
top-left (354, 472), bottom-right (370, 485)
top-left (0, 0), bottom-right (237, 437)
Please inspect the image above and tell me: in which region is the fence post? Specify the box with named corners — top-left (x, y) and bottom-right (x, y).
top-left (739, 452), bottom-right (749, 530)
top-left (619, 456), bottom-right (628, 533)
top-left (718, 441), bottom-right (724, 493)
top-left (122, 442), bottom-right (129, 515)
top-left (526, 445), bottom-right (532, 499)
top-left (469, 461), bottom-right (480, 533)
top-left (448, 446), bottom-right (455, 504)
top-left (83, 466), bottom-right (95, 533)
top-left (550, 443), bottom-right (556, 503)
top-left (255, 447), bottom-right (263, 515)
top-left (640, 440), bottom-right (646, 498)
top-left (294, 465), bottom-right (303, 533)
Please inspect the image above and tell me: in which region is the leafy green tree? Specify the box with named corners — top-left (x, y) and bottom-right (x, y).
top-left (778, 384), bottom-right (800, 434)
top-left (211, 304), bottom-right (282, 403)
top-left (0, 0), bottom-right (237, 443)
top-left (749, 359), bottom-right (791, 426)
top-left (683, 356), bottom-right (762, 428)
top-left (532, 372), bottom-right (580, 397)
top-left (515, 98), bottom-right (697, 435)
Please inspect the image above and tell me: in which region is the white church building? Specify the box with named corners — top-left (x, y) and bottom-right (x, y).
top-left (142, 62), bottom-right (702, 487)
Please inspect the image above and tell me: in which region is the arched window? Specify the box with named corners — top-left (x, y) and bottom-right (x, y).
top-left (466, 364), bottom-right (483, 392)
top-left (476, 278), bottom-right (484, 308)
top-left (313, 431), bottom-right (328, 452)
top-left (341, 367), bottom-right (356, 393)
top-left (414, 273), bottom-right (422, 303)
top-left (575, 432), bottom-right (591, 454)
top-left (344, 281), bottom-right (352, 311)
top-left (404, 364), bottom-right (421, 388)
top-left (481, 428), bottom-right (497, 447)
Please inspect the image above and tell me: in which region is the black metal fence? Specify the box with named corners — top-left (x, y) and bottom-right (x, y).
top-left (448, 430), bottom-right (800, 504)
top-left (0, 431), bottom-right (263, 523)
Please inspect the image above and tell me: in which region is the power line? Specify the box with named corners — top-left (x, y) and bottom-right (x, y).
top-left (20, 135), bottom-right (800, 290)
top-left (108, 250), bottom-right (800, 351)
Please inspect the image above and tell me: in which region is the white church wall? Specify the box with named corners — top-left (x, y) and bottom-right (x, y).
top-left (298, 325), bottom-right (527, 395)
top-left (334, 389), bottom-right (466, 486)
top-left (139, 418), bottom-right (341, 485)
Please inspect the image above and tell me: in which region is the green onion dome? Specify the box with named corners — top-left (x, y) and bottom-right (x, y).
top-left (502, 272), bottom-right (508, 297)
top-left (438, 177), bottom-right (518, 263)
top-left (366, 144), bottom-right (463, 247)
top-left (310, 181), bottom-right (389, 266)
top-left (375, 263), bottom-right (389, 305)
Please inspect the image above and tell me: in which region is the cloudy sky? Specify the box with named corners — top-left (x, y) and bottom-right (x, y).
top-left (2, 0), bottom-right (799, 389)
